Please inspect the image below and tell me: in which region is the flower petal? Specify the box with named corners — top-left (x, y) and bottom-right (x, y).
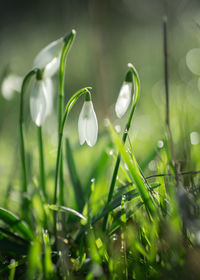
top-left (30, 80), bottom-right (47, 126)
top-left (115, 82), bottom-right (132, 118)
top-left (78, 101), bottom-right (98, 146)
top-left (1, 74), bottom-right (22, 100)
top-left (43, 78), bottom-right (54, 116)
top-left (186, 48), bottom-right (200, 75)
top-left (85, 102), bottom-right (98, 146)
top-left (78, 103), bottom-right (87, 145)
top-left (33, 38), bottom-right (63, 77)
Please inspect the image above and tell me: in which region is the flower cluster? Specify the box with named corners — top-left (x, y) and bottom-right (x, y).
top-left (29, 33), bottom-right (98, 146)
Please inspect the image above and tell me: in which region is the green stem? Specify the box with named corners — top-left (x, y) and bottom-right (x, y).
top-left (38, 126), bottom-right (46, 198)
top-left (103, 63), bottom-right (140, 231)
top-left (53, 87), bottom-right (91, 239)
top-left (58, 30), bottom-right (76, 205)
top-left (59, 154), bottom-right (64, 205)
top-left (19, 69), bottom-right (37, 193)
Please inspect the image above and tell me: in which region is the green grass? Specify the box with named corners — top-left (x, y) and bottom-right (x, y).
top-left (0, 24), bottom-right (200, 280)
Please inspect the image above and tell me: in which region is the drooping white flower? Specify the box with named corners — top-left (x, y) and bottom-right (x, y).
top-left (115, 81), bottom-right (132, 118)
top-left (1, 74), bottom-right (22, 100)
top-left (43, 78), bottom-right (54, 117)
top-left (33, 38), bottom-right (64, 78)
top-left (78, 100), bottom-right (98, 147)
top-left (30, 79), bottom-right (48, 126)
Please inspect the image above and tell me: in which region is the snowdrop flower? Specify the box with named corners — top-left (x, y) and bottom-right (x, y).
top-left (33, 30), bottom-right (76, 78)
top-left (33, 38), bottom-right (64, 78)
top-left (115, 70), bottom-right (133, 118)
top-left (78, 92), bottom-right (98, 147)
top-left (30, 72), bottom-right (53, 126)
top-left (1, 74), bottom-right (22, 100)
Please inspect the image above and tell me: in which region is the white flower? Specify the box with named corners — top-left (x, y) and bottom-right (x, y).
top-left (115, 81), bottom-right (132, 118)
top-left (78, 101), bottom-right (98, 146)
top-left (43, 78), bottom-right (54, 117)
top-left (30, 79), bottom-right (51, 126)
top-left (33, 38), bottom-right (63, 78)
top-left (1, 74), bottom-right (22, 100)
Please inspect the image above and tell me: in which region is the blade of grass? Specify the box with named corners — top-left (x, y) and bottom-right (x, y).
top-left (48, 205), bottom-right (86, 221)
top-left (0, 227), bottom-right (30, 245)
top-left (66, 138), bottom-right (85, 212)
top-left (0, 208), bottom-right (34, 240)
top-left (107, 122), bottom-right (156, 216)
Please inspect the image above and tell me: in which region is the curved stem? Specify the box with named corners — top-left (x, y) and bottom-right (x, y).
top-left (54, 87), bottom-right (91, 205)
top-left (53, 87), bottom-right (91, 240)
top-left (19, 69), bottom-right (37, 193)
top-left (103, 63), bottom-right (140, 231)
top-left (58, 30), bottom-right (76, 206)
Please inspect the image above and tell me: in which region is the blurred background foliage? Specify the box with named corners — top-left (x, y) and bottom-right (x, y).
top-left (0, 0), bottom-right (200, 207)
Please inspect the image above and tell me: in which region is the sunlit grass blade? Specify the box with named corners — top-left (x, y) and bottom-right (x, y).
top-left (42, 230), bottom-right (54, 279)
top-left (27, 237), bottom-right (42, 279)
top-left (0, 208), bottom-right (34, 240)
top-left (75, 184), bottom-right (160, 242)
top-left (48, 204), bottom-right (87, 221)
top-left (66, 138), bottom-right (85, 212)
top-left (94, 184), bottom-right (160, 225)
top-left (107, 122), bottom-right (156, 216)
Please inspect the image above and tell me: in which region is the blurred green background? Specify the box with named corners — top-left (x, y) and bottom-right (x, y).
top-left (0, 0), bottom-right (200, 207)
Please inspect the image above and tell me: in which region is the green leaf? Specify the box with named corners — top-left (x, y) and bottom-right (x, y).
top-left (48, 205), bottom-right (87, 221)
top-left (107, 122), bottom-right (156, 216)
top-left (66, 138), bottom-right (85, 212)
top-left (0, 208), bottom-right (33, 240)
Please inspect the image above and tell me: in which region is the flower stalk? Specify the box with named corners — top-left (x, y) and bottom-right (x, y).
top-left (58, 30), bottom-right (76, 205)
top-left (19, 69), bottom-right (37, 193)
top-left (38, 126), bottom-right (46, 198)
top-left (53, 87), bottom-right (92, 240)
top-left (103, 63), bottom-right (140, 231)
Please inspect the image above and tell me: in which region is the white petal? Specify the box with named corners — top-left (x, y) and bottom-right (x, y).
top-left (115, 82), bottom-right (132, 118)
top-left (30, 80), bottom-right (47, 126)
top-left (85, 102), bottom-right (98, 146)
top-left (78, 101), bottom-right (98, 146)
top-left (186, 48), bottom-right (200, 75)
top-left (33, 38), bottom-right (63, 77)
top-left (78, 105), bottom-right (87, 145)
top-left (1, 74), bottom-right (22, 100)
top-left (43, 78), bottom-right (54, 116)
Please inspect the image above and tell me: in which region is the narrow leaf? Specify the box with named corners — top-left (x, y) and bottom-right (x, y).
top-left (66, 138), bottom-right (85, 211)
top-left (107, 122), bottom-right (156, 216)
top-left (0, 208), bottom-right (33, 240)
top-left (48, 204), bottom-right (86, 221)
